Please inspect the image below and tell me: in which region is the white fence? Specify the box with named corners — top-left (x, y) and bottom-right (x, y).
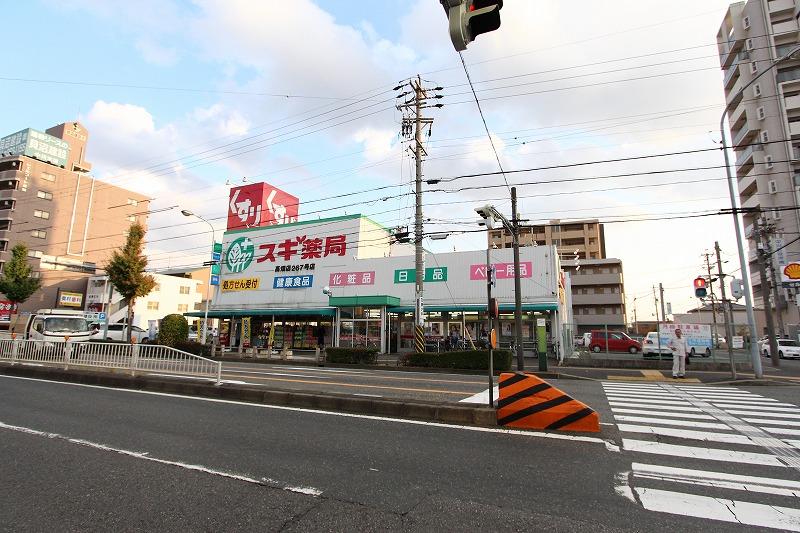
top-left (0, 340), bottom-right (222, 384)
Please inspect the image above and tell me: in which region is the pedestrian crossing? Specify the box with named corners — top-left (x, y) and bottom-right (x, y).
top-left (604, 381), bottom-right (800, 531)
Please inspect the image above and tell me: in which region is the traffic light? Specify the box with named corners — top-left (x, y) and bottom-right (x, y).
top-left (730, 278), bottom-right (744, 300)
top-left (694, 277), bottom-right (707, 298)
top-left (441, 0), bottom-right (503, 51)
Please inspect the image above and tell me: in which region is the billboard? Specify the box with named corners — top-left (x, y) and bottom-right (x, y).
top-left (227, 182), bottom-right (299, 230)
top-left (0, 128), bottom-right (69, 168)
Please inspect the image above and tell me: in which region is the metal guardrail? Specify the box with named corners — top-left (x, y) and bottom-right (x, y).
top-left (0, 339), bottom-right (222, 384)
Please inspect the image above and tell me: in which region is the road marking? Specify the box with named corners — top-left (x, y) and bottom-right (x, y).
top-left (608, 401), bottom-right (707, 413)
top-left (710, 400), bottom-right (797, 408)
top-left (610, 407), bottom-right (716, 420)
top-left (622, 439), bottom-right (786, 467)
top-left (225, 365), bottom-right (487, 384)
top-left (743, 418), bottom-right (800, 428)
top-left (606, 375), bottom-right (700, 383)
top-left (631, 462), bottom-right (800, 497)
top-left (762, 426), bottom-right (800, 437)
top-left (458, 386), bottom-right (498, 405)
top-left (605, 396), bottom-right (689, 407)
top-left (353, 393), bottom-right (382, 398)
top-left (633, 487), bottom-right (800, 531)
top-left (0, 420), bottom-right (324, 497)
top-left (727, 410), bottom-right (800, 419)
top-left (223, 370), bottom-right (331, 379)
top-left (0, 374), bottom-right (619, 449)
top-left (617, 424), bottom-right (762, 446)
top-left (615, 416), bottom-right (730, 430)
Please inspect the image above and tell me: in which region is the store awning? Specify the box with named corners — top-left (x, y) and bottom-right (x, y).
top-left (185, 308), bottom-right (336, 318)
top-left (388, 303), bottom-right (558, 313)
top-left (328, 295), bottom-right (401, 307)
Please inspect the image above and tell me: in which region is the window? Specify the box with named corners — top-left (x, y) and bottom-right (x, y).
top-left (177, 304), bottom-right (189, 313)
top-left (743, 16), bottom-right (751, 30)
top-left (127, 215), bottom-right (136, 222)
top-left (33, 209), bottom-right (50, 219)
top-left (41, 172), bottom-right (55, 182)
top-left (36, 190), bottom-right (53, 200)
top-left (754, 83), bottom-right (762, 97)
top-left (761, 130), bottom-right (770, 143)
top-left (152, 284), bottom-right (160, 292)
top-left (597, 307), bottom-right (606, 315)
top-left (773, 208), bottom-right (782, 220)
top-left (31, 229), bottom-right (46, 239)
top-left (750, 61), bottom-right (758, 74)
top-left (757, 106), bottom-right (766, 120)
top-left (765, 155), bottom-right (774, 169)
top-left (127, 198), bottom-right (138, 206)
top-left (27, 250), bottom-right (43, 259)
top-left (746, 38), bottom-right (755, 51)
top-left (179, 286), bottom-right (191, 295)
top-left (146, 301), bottom-right (159, 310)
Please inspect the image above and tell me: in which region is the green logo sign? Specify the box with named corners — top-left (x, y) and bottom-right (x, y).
top-left (225, 237), bottom-right (255, 273)
top-left (394, 267), bottom-right (448, 283)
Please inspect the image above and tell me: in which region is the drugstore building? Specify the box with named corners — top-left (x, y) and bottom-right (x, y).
top-left (189, 214), bottom-right (571, 357)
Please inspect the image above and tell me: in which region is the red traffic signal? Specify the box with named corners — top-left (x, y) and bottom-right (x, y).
top-left (694, 277), bottom-right (707, 298)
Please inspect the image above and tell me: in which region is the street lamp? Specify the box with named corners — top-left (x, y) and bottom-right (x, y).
top-left (182, 209), bottom-right (215, 345)
top-left (719, 44), bottom-right (800, 379)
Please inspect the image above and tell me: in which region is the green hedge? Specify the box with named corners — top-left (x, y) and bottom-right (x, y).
top-left (401, 350), bottom-right (512, 371)
top-left (325, 347), bottom-right (379, 364)
top-left (173, 340), bottom-right (211, 358)
top-left (158, 314), bottom-right (189, 347)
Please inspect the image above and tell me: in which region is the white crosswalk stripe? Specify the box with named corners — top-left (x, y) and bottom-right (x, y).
top-left (604, 382), bottom-right (800, 530)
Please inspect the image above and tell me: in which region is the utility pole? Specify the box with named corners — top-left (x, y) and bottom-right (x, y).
top-left (703, 252), bottom-right (720, 350)
top-left (396, 76), bottom-right (440, 353)
top-left (763, 220), bottom-right (786, 338)
top-left (653, 285), bottom-right (662, 357)
top-left (511, 187), bottom-right (525, 371)
top-left (755, 215), bottom-right (780, 367)
top-left (715, 241), bottom-right (736, 379)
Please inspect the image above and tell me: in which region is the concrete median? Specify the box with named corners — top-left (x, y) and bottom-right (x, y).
top-left (0, 363), bottom-right (497, 427)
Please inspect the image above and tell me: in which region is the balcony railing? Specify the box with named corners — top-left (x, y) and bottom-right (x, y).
top-left (736, 142), bottom-right (763, 167)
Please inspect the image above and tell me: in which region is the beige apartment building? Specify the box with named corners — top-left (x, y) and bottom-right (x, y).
top-left (488, 219), bottom-right (606, 260)
top-left (0, 121), bottom-right (149, 320)
top-left (718, 0), bottom-right (800, 334)
top-left (488, 219), bottom-right (625, 332)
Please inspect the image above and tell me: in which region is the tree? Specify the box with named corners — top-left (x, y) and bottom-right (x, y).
top-left (158, 314), bottom-right (189, 347)
top-left (105, 223), bottom-right (156, 342)
top-left (0, 243), bottom-right (42, 330)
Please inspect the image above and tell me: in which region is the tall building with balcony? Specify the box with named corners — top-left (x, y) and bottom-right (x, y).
top-left (488, 219), bottom-right (606, 260)
top-left (0, 121), bottom-right (149, 320)
top-left (718, 0), bottom-right (800, 332)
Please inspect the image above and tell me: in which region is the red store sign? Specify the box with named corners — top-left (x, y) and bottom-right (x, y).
top-left (227, 182), bottom-right (299, 230)
top-left (329, 271), bottom-right (375, 287)
top-left (257, 234), bottom-right (347, 263)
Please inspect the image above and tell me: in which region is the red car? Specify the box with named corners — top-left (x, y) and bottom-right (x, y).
top-left (588, 330), bottom-right (642, 354)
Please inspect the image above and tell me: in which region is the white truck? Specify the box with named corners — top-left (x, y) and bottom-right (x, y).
top-left (649, 324), bottom-right (713, 357)
top-left (24, 309), bottom-right (95, 342)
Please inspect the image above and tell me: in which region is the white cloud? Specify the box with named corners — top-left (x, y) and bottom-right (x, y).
top-left (135, 38), bottom-right (180, 66)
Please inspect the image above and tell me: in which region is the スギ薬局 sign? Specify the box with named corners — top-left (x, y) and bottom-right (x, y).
top-left (227, 182), bottom-right (299, 230)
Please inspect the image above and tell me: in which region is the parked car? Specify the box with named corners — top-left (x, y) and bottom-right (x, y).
top-left (588, 330), bottom-right (642, 354)
top-left (93, 323), bottom-right (151, 343)
top-left (762, 338), bottom-right (800, 359)
top-left (642, 331), bottom-right (671, 356)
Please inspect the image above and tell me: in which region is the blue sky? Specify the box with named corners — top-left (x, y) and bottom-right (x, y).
top-left (4, 0), bottom-right (742, 315)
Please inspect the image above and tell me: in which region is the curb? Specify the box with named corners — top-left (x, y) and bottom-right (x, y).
top-left (0, 364), bottom-right (497, 427)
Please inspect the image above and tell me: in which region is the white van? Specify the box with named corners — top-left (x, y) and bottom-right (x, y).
top-left (24, 309), bottom-right (94, 342)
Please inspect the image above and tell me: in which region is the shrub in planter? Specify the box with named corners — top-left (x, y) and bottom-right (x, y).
top-left (401, 350), bottom-right (512, 371)
top-left (158, 314), bottom-right (189, 347)
top-left (173, 340), bottom-right (211, 358)
top-left (325, 347), bottom-right (379, 364)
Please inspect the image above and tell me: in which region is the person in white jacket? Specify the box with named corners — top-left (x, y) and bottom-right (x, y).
top-left (668, 328), bottom-right (688, 378)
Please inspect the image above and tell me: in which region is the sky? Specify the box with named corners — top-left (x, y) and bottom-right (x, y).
top-left (3, 0), bottom-right (743, 318)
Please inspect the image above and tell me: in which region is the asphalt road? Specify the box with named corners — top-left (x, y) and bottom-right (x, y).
top-left (1, 373), bottom-right (781, 532)
top-left (220, 361), bottom-right (492, 403)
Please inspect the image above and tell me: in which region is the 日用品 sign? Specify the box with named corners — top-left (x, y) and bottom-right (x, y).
top-left (394, 267), bottom-right (447, 283)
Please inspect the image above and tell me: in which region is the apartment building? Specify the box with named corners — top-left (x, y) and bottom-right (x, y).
top-left (489, 219), bottom-right (606, 260)
top-left (560, 259), bottom-right (627, 333)
top-left (0, 122), bottom-right (149, 318)
top-left (717, 0), bottom-right (800, 332)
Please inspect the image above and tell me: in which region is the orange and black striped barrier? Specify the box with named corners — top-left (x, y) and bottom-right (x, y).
top-left (497, 372), bottom-right (599, 432)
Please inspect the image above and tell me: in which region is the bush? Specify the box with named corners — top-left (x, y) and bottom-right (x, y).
top-left (173, 340), bottom-right (211, 358)
top-left (158, 314), bottom-right (189, 347)
top-left (400, 350), bottom-right (512, 371)
top-left (325, 347), bottom-right (379, 364)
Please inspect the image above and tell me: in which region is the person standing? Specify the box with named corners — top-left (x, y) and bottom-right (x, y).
top-left (668, 328), bottom-right (688, 378)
